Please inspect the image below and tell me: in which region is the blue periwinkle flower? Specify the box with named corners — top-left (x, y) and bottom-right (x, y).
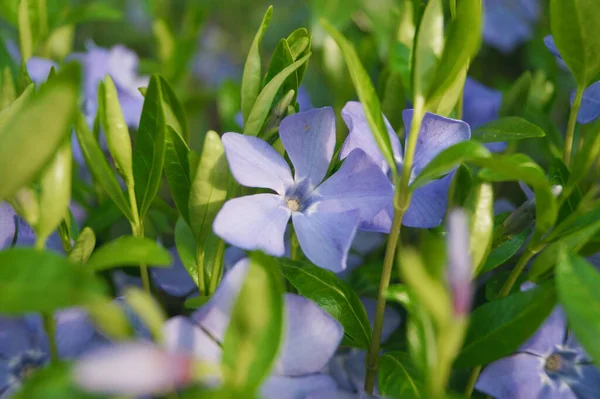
top-left (150, 247), bottom-right (196, 297)
top-left (483, 0), bottom-right (540, 53)
top-left (476, 308), bottom-right (600, 398)
top-left (463, 78), bottom-right (507, 152)
top-left (341, 102), bottom-right (471, 230)
top-left (213, 107), bottom-right (393, 272)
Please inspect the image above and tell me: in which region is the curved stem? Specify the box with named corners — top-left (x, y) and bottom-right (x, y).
top-left (35, 237), bottom-right (59, 364)
top-left (208, 239), bottom-right (226, 295)
top-left (290, 230), bottom-right (300, 261)
top-left (364, 99), bottom-right (425, 394)
top-left (564, 86), bottom-right (584, 167)
top-left (464, 365), bottom-right (482, 397)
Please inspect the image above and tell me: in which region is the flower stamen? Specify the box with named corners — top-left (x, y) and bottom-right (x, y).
top-left (286, 198), bottom-right (300, 212)
top-left (545, 353), bottom-right (562, 372)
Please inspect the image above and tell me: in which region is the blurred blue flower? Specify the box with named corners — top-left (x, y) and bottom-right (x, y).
top-left (150, 247), bottom-right (196, 297)
top-left (0, 310), bottom-right (105, 398)
top-left (214, 107), bottom-right (393, 272)
top-left (476, 307), bottom-right (600, 398)
top-left (25, 58), bottom-right (57, 85)
top-left (483, 0), bottom-right (540, 53)
top-left (341, 102), bottom-right (471, 229)
top-left (186, 258), bottom-right (343, 399)
top-left (463, 78), bottom-right (507, 152)
top-left (545, 35), bottom-right (600, 125)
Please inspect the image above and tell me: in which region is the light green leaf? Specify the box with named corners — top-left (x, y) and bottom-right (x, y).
top-left (12, 362), bottom-right (100, 399)
top-left (74, 111), bottom-right (134, 222)
top-left (412, 0), bottom-right (444, 102)
top-left (86, 236), bottom-right (172, 271)
top-left (125, 287), bottom-right (166, 343)
top-left (550, 0), bottom-right (600, 87)
top-left (18, 0), bottom-right (47, 61)
top-left (60, 2), bottom-right (122, 26)
top-left (0, 83), bottom-right (33, 128)
top-left (243, 53), bottom-right (311, 137)
top-left (0, 63), bottom-right (79, 201)
top-left (0, 248), bottom-right (107, 314)
top-left (67, 227), bottom-right (96, 264)
top-left (241, 6), bottom-right (273, 123)
top-left (472, 117), bottom-right (545, 143)
top-left (378, 351), bottom-right (424, 399)
top-left (466, 183), bottom-right (494, 273)
top-left (455, 284), bottom-right (556, 367)
top-left (556, 251), bottom-right (600, 366)
top-left (158, 75), bottom-right (189, 142)
top-left (1, 67), bottom-right (16, 110)
top-left (164, 126), bottom-right (191, 223)
top-left (322, 20), bottom-right (397, 178)
top-left (279, 258), bottom-right (372, 349)
top-left (223, 252), bottom-right (284, 395)
top-left (133, 75), bottom-right (168, 219)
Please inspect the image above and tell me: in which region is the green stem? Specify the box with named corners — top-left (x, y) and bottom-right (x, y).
top-left (464, 365), bottom-right (482, 397)
top-left (564, 86), bottom-right (584, 167)
top-left (43, 313), bottom-right (59, 363)
top-left (208, 240), bottom-right (226, 295)
top-left (127, 182), bottom-right (151, 294)
top-left (364, 98), bottom-right (426, 394)
top-left (196, 247), bottom-right (206, 296)
top-left (290, 230), bottom-right (300, 261)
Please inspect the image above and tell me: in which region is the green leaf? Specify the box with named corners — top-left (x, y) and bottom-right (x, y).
top-left (86, 236), bottom-right (172, 271)
top-left (409, 141), bottom-right (492, 190)
top-left (550, 0), bottom-right (600, 87)
top-left (426, 0), bottom-right (482, 104)
top-left (556, 251), bottom-right (600, 366)
top-left (223, 252), bottom-right (284, 395)
top-left (18, 0), bottom-right (47, 61)
top-left (262, 38), bottom-right (295, 92)
top-left (465, 183), bottom-right (494, 273)
top-left (243, 53), bottom-right (311, 137)
top-left (455, 283), bottom-right (556, 367)
top-left (412, 0), bottom-right (444, 102)
top-left (447, 164), bottom-right (473, 208)
top-left (569, 118), bottom-right (600, 194)
top-left (499, 71), bottom-right (532, 117)
top-left (241, 6), bottom-right (272, 123)
top-left (164, 126), bottom-right (191, 223)
top-left (158, 75), bottom-right (189, 142)
top-left (74, 111), bottom-right (134, 222)
top-left (322, 20), bottom-right (397, 178)
top-left (175, 217), bottom-right (200, 288)
top-left (37, 140), bottom-right (72, 241)
top-left (133, 75), bottom-right (168, 219)
top-left (0, 248), bottom-right (106, 314)
top-left (189, 130), bottom-right (229, 247)
top-left (1, 67), bottom-right (16, 110)
top-left (549, 157), bottom-right (581, 224)
top-left (0, 83), bottom-right (34, 128)
top-left (60, 2), bottom-right (122, 26)
top-left (12, 362), bottom-right (101, 399)
top-left (378, 351), bottom-right (424, 399)
top-left (0, 0), bottom-right (19, 26)
top-left (68, 227), bottom-right (96, 264)
top-left (98, 77), bottom-right (134, 184)
top-left (125, 287), bottom-right (166, 342)
top-left (279, 258), bottom-right (372, 349)
top-left (0, 63), bottom-right (79, 201)
top-left (184, 295), bottom-right (210, 309)
top-left (480, 224), bottom-right (531, 274)
top-left (472, 117), bottom-right (545, 143)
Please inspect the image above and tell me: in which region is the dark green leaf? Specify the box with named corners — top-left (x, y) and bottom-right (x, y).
top-left (556, 251), bottom-right (600, 365)
top-left (60, 2), bottom-right (122, 26)
top-left (447, 164), bottom-right (473, 208)
top-left (0, 248), bottom-right (106, 313)
top-left (378, 351), bottom-right (424, 399)
top-left (241, 6), bottom-right (272, 122)
top-left (279, 258), bottom-right (372, 349)
top-left (499, 71), bottom-right (531, 117)
top-left (223, 252), bottom-right (284, 395)
top-left (158, 75), bottom-right (189, 142)
top-left (175, 217), bottom-right (200, 288)
top-left (262, 39), bottom-right (295, 91)
top-left (569, 118), bottom-right (600, 194)
top-left (472, 117), bottom-right (545, 143)
top-left (412, 0), bottom-right (444, 102)
top-left (86, 236), bottom-right (172, 271)
top-left (549, 157), bottom-right (581, 224)
top-left (68, 227), bottom-right (96, 264)
top-left (455, 284), bottom-right (556, 367)
top-left (480, 226), bottom-right (531, 275)
top-left (0, 63), bottom-right (79, 201)
top-left (164, 126), bottom-right (191, 223)
top-left (133, 75), bottom-right (168, 219)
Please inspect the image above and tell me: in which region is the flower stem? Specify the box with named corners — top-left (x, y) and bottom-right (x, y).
top-left (42, 313), bottom-right (59, 363)
top-left (364, 99), bottom-right (426, 395)
top-left (290, 230), bottom-right (300, 261)
top-left (464, 365), bottom-right (482, 397)
top-left (208, 239), bottom-right (226, 295)
top-left (564, 86), bottom-right (584, 167)
top-left (196, 247), bottom-right (206, 296)
top-left (127, 183), bottom-right (151, 294)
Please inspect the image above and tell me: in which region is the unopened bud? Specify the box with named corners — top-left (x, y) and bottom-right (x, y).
top-left (446, 209), bottom-right (473, 316)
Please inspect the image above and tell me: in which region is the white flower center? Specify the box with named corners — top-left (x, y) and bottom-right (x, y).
top-left (545, 353), bottom-right (562, 372)
top-left (286, 198), bottom-right (300, 212)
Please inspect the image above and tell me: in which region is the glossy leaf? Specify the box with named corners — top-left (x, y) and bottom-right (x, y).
top-left (133, 75), bottom-right (168, 219)
top-left (322, 20), bottom-right (397, 178)
top-left (472, 117), bottom-right (545, 143)
top-left (0, 248), bottom-right (106, 314)
top-left (466, 183), bottom-right (494, 273)
top-left (279, 258), bottom-right (372, 349)
top-left (378, 351), bottom-right (424, 398)
top-left (550, 0), bottom-right (600, 87)
top-left (412, 0), bottom-right (444, 102)
top-left (262, 39), bottom-right (295, 92)
top-left (68, 227), bottom-right (96, 264)
top-left (556, 251), bottom-right (600, 365)
top-left (0, 63), bottom-right (79, 201)
top-left (86, 236), bottom-right (172, 271)
top-left (164, 126), bottom-right (191, 223)
top-left (74, 111), bottom-right (134, 222)
top-left (175, 217), bottom-right (200, 288)
top-left (241, 6), bottom-right (273, 122)
top-left (158, 75), bottom-right (189, 142)
top-left (455, 284), bottom-right (556, 367)
top-left (243, 53), bottom-right (310, 137)
top-left (223, 252), bottom-right (284, 395)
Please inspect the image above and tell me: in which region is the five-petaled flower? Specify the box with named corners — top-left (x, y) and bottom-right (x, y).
top-left (213, 107), bottom-right (393, 272)
top-left (341, 102), bottom-right (471, 230)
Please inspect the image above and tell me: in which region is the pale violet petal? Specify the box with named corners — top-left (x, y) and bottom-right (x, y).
top-left (261, 374), bottom-right (337, 399)
top-left (572, 81), bottom-right (600, 124)
top-left (163, 316), bottom-right (221, 365)
top-left (403, 173), bottom-right (454, 228)
top-left (475, 353), bottom-right (546, 399)
top-left (519, 307), bottom-right (566, 357)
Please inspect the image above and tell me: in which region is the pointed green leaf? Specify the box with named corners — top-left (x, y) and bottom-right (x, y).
top-left (87, 236), bottom-right (172, 271)
top-left (164, 126), bottom-right (191, 223)
top-left (378, 352), bottom-right (424, 398)
top-left (412, 0), bottom-right (444, 102)
top-left (0, 67), bottom-right (16, 110)
top-left (158, 75), bottom-right (189, 142)
top-left (174, 217), bottom-right (200, 288)
top-left (472, 117), bottom-right (545, 143)
top-left (466, 183), bottom-right (494, 273)
top-left (68, 227), bottom-right (96, 264)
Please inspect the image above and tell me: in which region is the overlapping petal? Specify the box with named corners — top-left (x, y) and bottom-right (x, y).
top-left (279, 107), bottom-right (336, 187)
top-left (404, 172), bottom-right (454, 228)
top-left (221, 133), bottom-right (293, 194)
top-left (213, 194), bottom-right (291, 256)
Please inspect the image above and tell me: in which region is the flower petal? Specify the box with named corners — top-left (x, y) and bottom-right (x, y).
top-left (313, 149), bottom-right (394, 233)
top-left (572, 81), bottom-right (600, 124)
top-left (151, 248), bottom-right (196, 297)
top-left (340, 101), bottom-right (403, 173)
top-left (0, 203), bottom-right (17, 250)
top-left (26, 57), bottom-right (57, 85)
top-left (483, 0), bottom-right (536, 54)
top-left (306, 390), bottom-right (359, 399)
top-left (403, 110), bottom-right (471, 178)
top-left (463, 77), bottom-right (502, 129)
top-left (213, 194), bottom-right (291, 257)
top-left (361, 297), bottom-right (401, 343)
top-left (221, 133), bottom-right (293, 194)
top-left (192, 259), bottom-right (250, 342)
top-left (275, 294), bottom-right (343, 376)
top-left (403, 172), bottom-right (454, 228)
top-left (0, 316), bottom-right (37, 358)
top-left (519, 307), bottom-right (566, 357)
top-left (55, 308), bottom-right (97, 358)
top-left (570, 364), bottom-right (600, 398)
top-left (475, 353), bottom-right (546, 399)
top-left (261, 374), bottom-right (337, 399)
top-left (279, 107), bottom-right (336, 187)
top-left (224, 246), bottom-right (247, 271)
top-left (351, 232), bottom-right (386, 256)
top-left (163, 316), bottom-right (221, 365)
top-left (293, 210), bottom-right (359, 272)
